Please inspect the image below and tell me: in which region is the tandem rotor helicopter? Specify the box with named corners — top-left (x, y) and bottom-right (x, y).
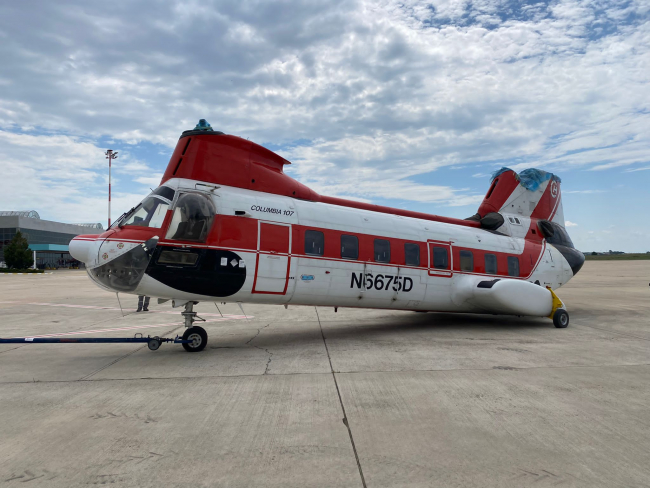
top-left (63, 119), bottom-right (584, 352)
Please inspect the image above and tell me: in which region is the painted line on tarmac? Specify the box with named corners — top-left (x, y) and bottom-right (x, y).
top-left (0, 273), bottom-right (52, 276)
top-left (0, 301), bottom-right (250, 319)
top-left (16, 317), bottom-right (247, 339)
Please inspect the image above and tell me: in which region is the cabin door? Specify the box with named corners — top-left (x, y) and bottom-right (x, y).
top-left (428, 241), bottom-right (453, 278)
top-left (252, 221), bottom-right (291, 294)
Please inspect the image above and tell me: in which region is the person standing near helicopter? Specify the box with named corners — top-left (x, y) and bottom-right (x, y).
top-left (137, 295), bottom-right (150, 312)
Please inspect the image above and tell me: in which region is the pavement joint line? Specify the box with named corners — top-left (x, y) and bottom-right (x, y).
top-left (0, 372), bottom-right (334, 385)
top-left (1, 362), bottom-right (650, 386)
top-left (315, 306), bottom-right (367, 488)
top-left (79, 345), bottom-right (148, 381)
top-left (0, 345), bottom-right (25, 355)
top-left (78, 325), bottom-right (183, 381)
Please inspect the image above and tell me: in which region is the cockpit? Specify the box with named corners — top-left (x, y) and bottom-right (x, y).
top-left (86, 186), bottom-right (218, 292)
top-left (113, 186), bottom-right (216, 244)
top-left (165, 192), bottom-right (215, 242)
top-left (114, 186), bottom-right (176, 230)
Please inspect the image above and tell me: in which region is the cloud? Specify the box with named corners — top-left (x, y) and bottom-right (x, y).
top-left (0, 0), bottom-right (648, 243)
top-left (135, 174), bottom-right (165, 187)
top-left (0, 130), bottom-right (150, 223)
top-left (565, 220), bottom-right (578, 227)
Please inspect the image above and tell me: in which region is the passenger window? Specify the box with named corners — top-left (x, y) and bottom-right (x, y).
top-left (485, 253), bottom-right (497, 274)
top-left (404, 243), bottom-right (420, 266)
top-left (341, 234), bottom-right (359, 260)
top-left (165, 192), bottom-right (215, 242)
top-left (460, 250), bottom-right (474, 271)
top-left (305, 230), bottom-right (324, 256)
top-left (432, 247), bottom-right (449, 269)
top-left (508, 256), bottom-right (520, 277)
top-left (374, 239), bottom-right (390, 263)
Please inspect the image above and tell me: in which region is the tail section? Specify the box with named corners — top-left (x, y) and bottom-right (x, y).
top-left (477, 168), bottom-right (564, 226)
top-left (469, 167), bottom-right (584, 275)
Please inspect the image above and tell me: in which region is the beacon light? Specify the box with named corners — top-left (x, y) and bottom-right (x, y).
top-left (194, 119), bottom-right (213, 131)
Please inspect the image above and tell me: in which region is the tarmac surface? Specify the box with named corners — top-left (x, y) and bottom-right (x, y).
top-left (0, 261), bottom-right (649, 487)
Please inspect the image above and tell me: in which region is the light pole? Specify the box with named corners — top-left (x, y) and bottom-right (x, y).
top-left (105, 149), bottom-right (118, 227)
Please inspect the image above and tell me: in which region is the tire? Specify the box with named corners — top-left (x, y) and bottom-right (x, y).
top-left (147, 338), bottom-right (161, 351)
top-left (182, 326), bottom-right (208, 352)
top-left (553, 309), bottom-right (569, 328)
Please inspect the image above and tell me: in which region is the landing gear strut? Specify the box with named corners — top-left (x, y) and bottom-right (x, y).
top-left (547, 287), bottom-right (569, 328)
top-left (181, 302), bottom-right (208, 352)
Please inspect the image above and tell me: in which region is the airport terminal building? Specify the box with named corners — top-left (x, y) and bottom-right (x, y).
top-left (0, 211), bottom-right (103, 269)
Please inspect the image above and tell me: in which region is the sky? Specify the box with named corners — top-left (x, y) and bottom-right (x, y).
top-left (0, 0), bottom-right (648, 252)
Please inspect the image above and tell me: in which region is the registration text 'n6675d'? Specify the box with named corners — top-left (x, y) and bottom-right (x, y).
top-left (350, 273), bottom-right (413, 292)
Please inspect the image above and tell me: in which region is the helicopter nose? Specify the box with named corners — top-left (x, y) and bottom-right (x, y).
top-left (69, 236), bottom-right (100, 264)
top-left (87, 237), bottom-right (159, 292)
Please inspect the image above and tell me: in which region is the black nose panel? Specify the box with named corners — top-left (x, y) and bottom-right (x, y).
top-left (553, 244), bottom-right (585, 276)
top-left (146, 247), bottom-right (246, 297)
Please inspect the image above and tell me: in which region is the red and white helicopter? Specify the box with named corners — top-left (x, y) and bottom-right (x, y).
top-left (70, 120), bottom-right (584, 352)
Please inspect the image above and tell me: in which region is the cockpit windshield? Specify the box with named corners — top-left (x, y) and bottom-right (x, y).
top-left (112, 186), bottom-right (176, 229)
top-left (122, 196), bottom-right (170, 228)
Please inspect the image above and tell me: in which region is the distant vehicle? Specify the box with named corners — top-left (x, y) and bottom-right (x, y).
top-left (70, 120), bottom-right (584, 352)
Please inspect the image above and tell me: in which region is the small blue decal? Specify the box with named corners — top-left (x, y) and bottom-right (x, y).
top-left (301, 275), bottom-right (315, 281)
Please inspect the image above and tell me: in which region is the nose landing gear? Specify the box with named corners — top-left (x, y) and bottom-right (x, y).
top-left (181, 302), bottom-right (208, 352)
top-left (182, 327), bottom-right (208, 352)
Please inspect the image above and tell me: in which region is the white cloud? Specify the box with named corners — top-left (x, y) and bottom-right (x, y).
top-left (0, 130), bottom-right (149, 223)
top-left (135, 174), bottom-right (164, 187)
top-left (624, 166), bottom-right (650, 173)
top-left (565, 221), bottom-right (578, 227)
top-left (0, 0), bottom-right (648, 245)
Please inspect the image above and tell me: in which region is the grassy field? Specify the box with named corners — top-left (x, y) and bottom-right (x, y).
top-left (585, 253), bottom-right (650, 261)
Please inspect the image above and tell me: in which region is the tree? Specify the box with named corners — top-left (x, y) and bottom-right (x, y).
top-left (4, 231), bottom-right (33, 270)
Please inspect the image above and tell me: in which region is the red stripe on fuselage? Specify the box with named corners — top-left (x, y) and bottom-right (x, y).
top-left (155, 216), bottom-right (544, 280)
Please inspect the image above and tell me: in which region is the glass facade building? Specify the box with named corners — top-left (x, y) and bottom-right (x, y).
top-left (0, 212), bottom-right (103, 269)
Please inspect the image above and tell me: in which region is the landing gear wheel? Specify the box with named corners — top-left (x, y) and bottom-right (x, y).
top-left (182, 326), bottom-right (208, 352)
top-left (553, 309), bottom-right (569, 328)
top-left (147, 338), bottom-right (162, 351)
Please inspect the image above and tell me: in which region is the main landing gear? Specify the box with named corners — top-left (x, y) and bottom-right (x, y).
top-left (181, 302), bottom-right (208, 352)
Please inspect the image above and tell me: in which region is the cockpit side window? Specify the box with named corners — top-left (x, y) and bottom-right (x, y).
top-left (165, 192), bottom-right (216, 242)
top-left (122, 196), bottom-right (170, 228)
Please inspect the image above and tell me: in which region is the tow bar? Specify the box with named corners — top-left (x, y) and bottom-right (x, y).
top-left (0, 334), bottom-right (191, 351)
